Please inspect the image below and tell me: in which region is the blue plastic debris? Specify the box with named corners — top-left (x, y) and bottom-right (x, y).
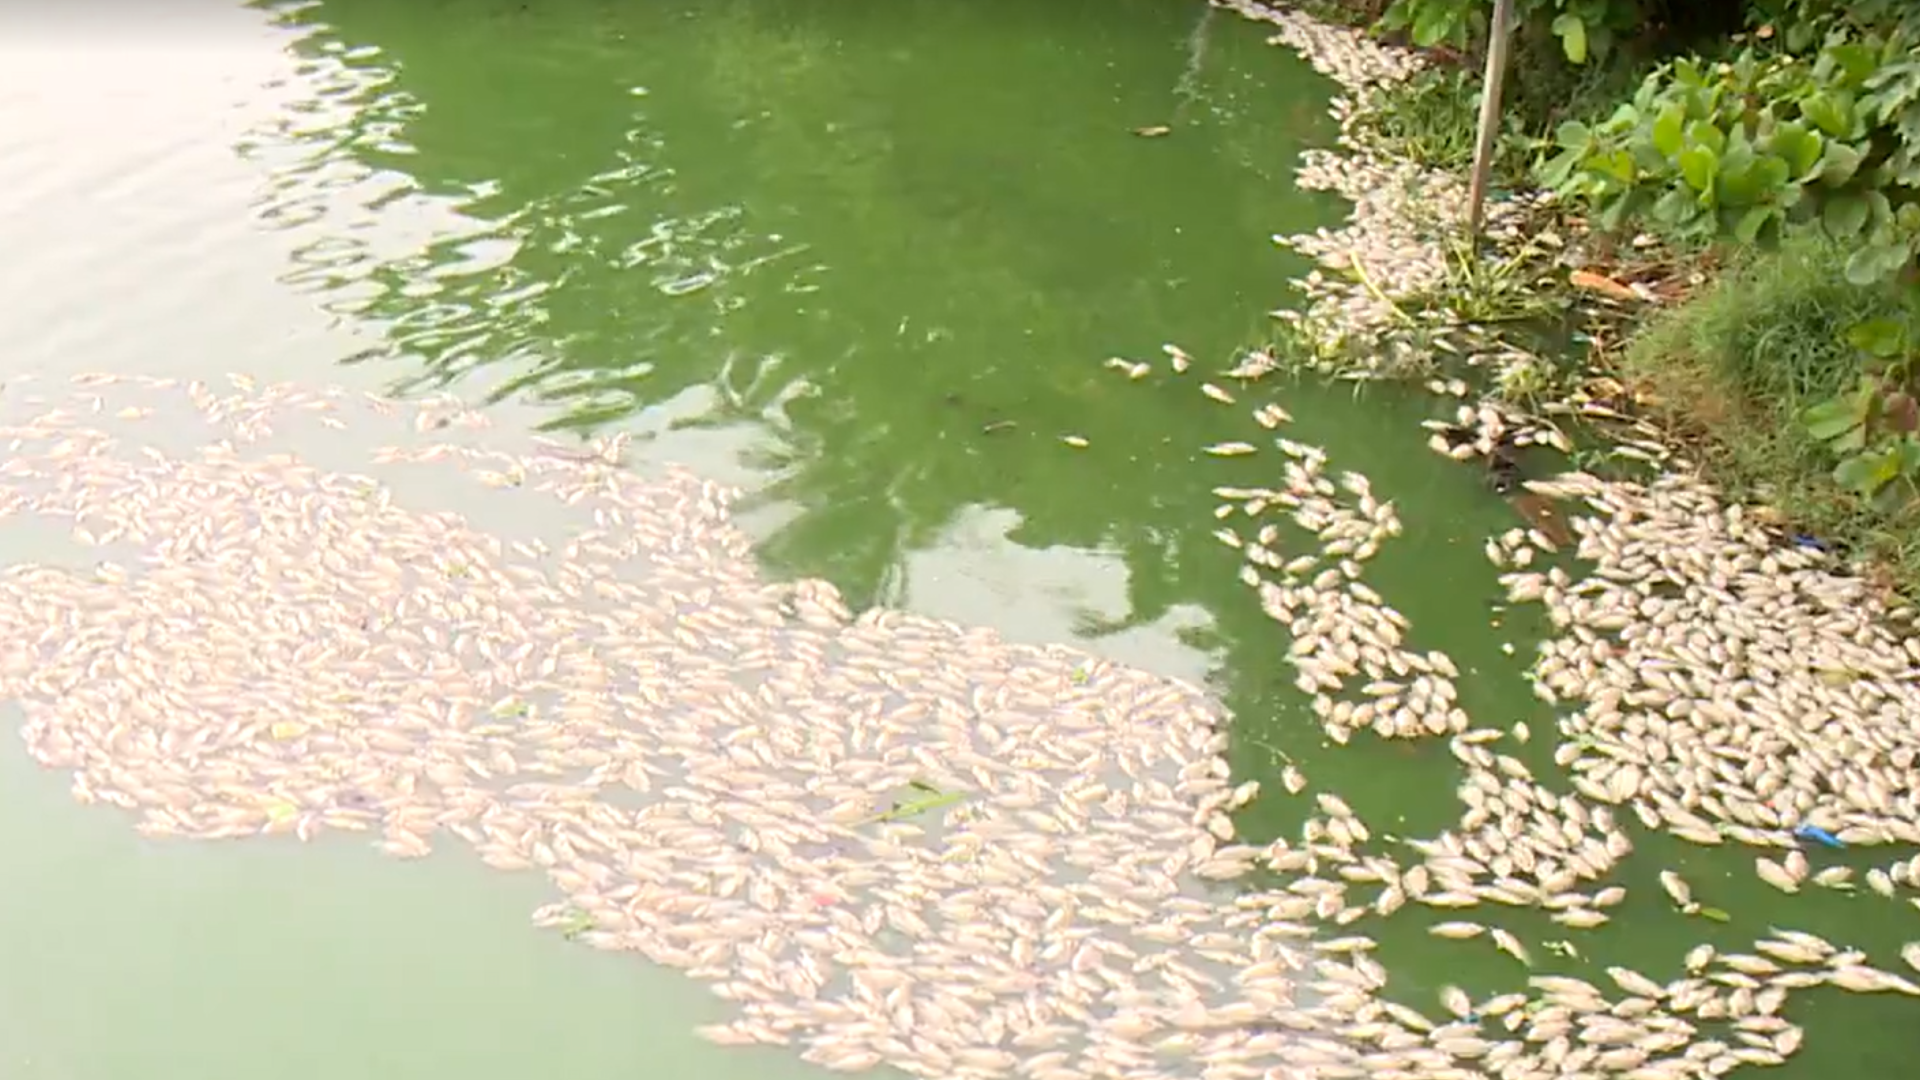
top-left (1793, 823), bottom-right (1844, 849)
top-left (1790, 534), bottom-right (1829, 552)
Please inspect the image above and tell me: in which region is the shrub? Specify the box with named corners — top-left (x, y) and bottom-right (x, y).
top-left (1538, 4), bottom-right (1920, 284)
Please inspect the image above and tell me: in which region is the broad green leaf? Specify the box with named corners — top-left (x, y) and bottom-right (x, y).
top-left (1732, 205), bottom-right (1777, 244)
top-left (1815, 141), bottom-right (1867, 186)
top-left (1678, 146), bottom-right (1718, 192)
top-left (1591, 148), bottom-right (1636, 184)
top-left (1866, 190), bottom-right (1896, 230)
top-left (1551, 14), bottom-right (1588, 64)
top-left (1823, 192), bottom-right (1871, 238)
top-left (1651, 105), bottom-right (1686, 157)
top-left (1799, 90), bottom-right (1856, 138)
top-left (1554, 120), bottom-right (1592, 149)
top-left (1411, 5), bottom-right (1456, 47)
top-left (1846, 317), bottom-right (1908, 358)
top-left (1685, 120), bottom-right (1727, 156)
top-left (1845, 243), bottom-right (1907, 285)
top-left (1717, 154), bottom-right (1792, 207)
top-left (1824, 43), bottom-right (1882, 88)
top-left (1538, 147), bottom-right (1584, 188)
top-left (1766, 124), bottom-right (1824, 178)
top-left (1651, 187), bottom-right (1697, 227)
top-left (1598, 192), bottom-right (1637, 232)
top-left (1804, 397), bottom-right (1865, 440)
top-left (1834, 451), bottom-right (1895, 496)
top-left (1805, 415), bottom-right (1862, 442)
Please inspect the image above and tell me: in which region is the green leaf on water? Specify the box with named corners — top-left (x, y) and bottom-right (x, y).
top-left (1696, 906), bottom-right (1731, 922)
top-left (862, 785), bottom-right (968, 825)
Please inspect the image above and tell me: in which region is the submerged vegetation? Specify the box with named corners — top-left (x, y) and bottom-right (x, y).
top-left (1287, 0), bottom-right (1920, 599)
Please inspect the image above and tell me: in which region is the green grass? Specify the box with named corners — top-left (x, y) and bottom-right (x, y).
top-left (1619, 234), bottom-right (1920, 595)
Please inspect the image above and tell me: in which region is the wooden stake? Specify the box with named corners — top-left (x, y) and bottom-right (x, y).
top-left (1467, 0), bottom-right (1516, 242)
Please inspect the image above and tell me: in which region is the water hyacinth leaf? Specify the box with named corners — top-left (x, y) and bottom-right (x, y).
top-left (1553, 120), bottom-right (1592, 151)
top-left (1801, 397), bottom-right (1863, 443)
top-left (1766, 124), bottom-right (1823, 179)
top-left (1834, 449), bottom-right (1898, 497)
top-left (1824, 191), bottom-right (1871, 238)
top-left (1651, 187), bottom-right (1698, 230)
top-left (1799, 90), bottom-right (1857, 139)
top-left (1409, 3), bottom-right (1461, 48)
top-left (1823, 41), bottom-right (1882, 86)
top-left (1685, 119), bottom-right (1727, 157)
top-left (1845, 242), bottom-right (1909, 286)
top-left (1677, 146), bottom-right (1718, 193)
top-left (1714, 152), bottom-right (1790, 209)
top-left (1731, 205), bottom-right (1776, 245)
top-left (1816, 140), bottom-right (1867, 186)
top-left (1845, 317), bottom-right (1907, 359)
top-left (1650, 105), bottom-right (1686, 158)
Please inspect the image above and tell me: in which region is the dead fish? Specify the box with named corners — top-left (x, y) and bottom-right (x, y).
top-left (1659, 870), bottom-right (1692, 909)
top-left (1755, 857), bottom-right (1799, 894)
top-left (1490, 927), bottom-right (1532, 966)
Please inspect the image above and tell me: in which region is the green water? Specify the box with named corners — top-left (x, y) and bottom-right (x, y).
top-left (0, 0), bottom-right (1913, 1076)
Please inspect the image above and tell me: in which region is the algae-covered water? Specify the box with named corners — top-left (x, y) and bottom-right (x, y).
top-left (0, 0), bottom-right (1912, 1077)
